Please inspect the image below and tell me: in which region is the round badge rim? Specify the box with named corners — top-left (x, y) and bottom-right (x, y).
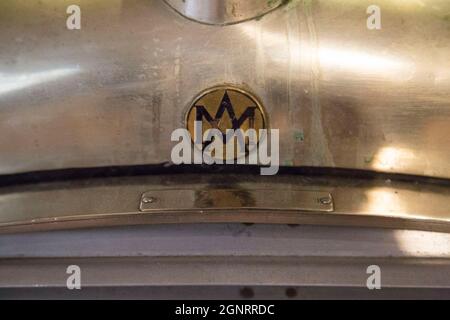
top-left (184, 84), bottom-right (268, 134)
top-left (184, 85), bottom-right (269, 162)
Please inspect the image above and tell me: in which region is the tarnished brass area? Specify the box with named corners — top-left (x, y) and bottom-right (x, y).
top-left (140, 189), bottom-right (333, 212)
top-left (186, 86), bottom-right (267, 160)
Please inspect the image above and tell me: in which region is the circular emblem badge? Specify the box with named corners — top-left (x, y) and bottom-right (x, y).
top-left (186, 86), bottom-right (267, 161)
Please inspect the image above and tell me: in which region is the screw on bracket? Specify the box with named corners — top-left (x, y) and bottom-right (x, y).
top-left (319, 196), bottom-right (332, 205)
top-left (142, 196), bottom-right (157, 204)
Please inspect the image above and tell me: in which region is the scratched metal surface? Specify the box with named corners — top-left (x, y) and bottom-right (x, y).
top-left (0, 0), bottom-right (449, 178)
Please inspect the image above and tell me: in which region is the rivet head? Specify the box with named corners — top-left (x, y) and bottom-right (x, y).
top-left (142, 196), bottom-right (157, 204)
top-left (319, 197), bottom-right (332, 205)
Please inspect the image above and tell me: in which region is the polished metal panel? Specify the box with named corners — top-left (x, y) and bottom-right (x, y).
top-left (139, 188), bottom-right (334, 212)
top-left (0, 173), bottom-right (449, 233)
top-left (0, 0), bottom-right (450, 178)
top-left (3, 224), bottom-right (450, 259)
top-left (164, 0), bottom-right (284, 25)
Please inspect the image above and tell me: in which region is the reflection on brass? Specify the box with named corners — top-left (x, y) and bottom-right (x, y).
top-left (186, 86), bottom-right (267, 160)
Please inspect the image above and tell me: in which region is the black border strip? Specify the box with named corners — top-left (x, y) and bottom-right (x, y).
top-left (0, 164), bottom-right (449, 188)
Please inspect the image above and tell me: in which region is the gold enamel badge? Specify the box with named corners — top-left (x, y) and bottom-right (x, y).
top-left (186, 86), bottom-right (267, 161)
